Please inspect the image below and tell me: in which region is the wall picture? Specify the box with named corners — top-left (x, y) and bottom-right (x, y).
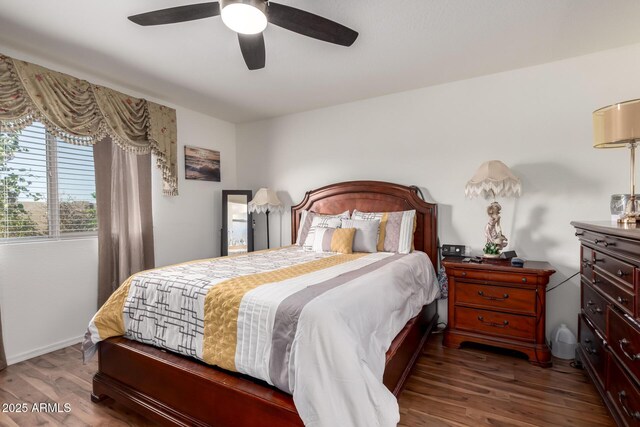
top-left (185, 146), bottom-right (221, 182)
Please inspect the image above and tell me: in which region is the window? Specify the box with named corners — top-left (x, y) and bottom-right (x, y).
top-left (0, 122), bottom-right (97, 242)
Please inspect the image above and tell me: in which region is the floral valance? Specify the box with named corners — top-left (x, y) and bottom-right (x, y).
top-left (0, 54), bottom-right (178, 195)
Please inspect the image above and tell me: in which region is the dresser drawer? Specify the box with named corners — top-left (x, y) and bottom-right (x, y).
top-left (582, 280), bottom-right (607, 335)
top-left (593, 251), bottom-right (635, 289)
top-left (451, 269), bottom-right (537, 285)
top-left (608, 355), bottom-right (640, 426)
top-left (455, 281), bottom-right (536, 315)
top-left (579, 315), bottom-right (606, 387)
top-left (609, 308), bottom-right (640, 385)
top-left (454, 307), bottom-right (535, 342)
top-left (594, 270), bottom-right (635, 316)
top-left (581, 245), bottom-right (594, 282)
top-left (577, 227), bottom-right (640, 266)
top-left (577, 228), bottom-right (610, 247)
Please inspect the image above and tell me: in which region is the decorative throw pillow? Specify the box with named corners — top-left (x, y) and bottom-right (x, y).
top-left (351, 209), bottom-right (416, 254)
top-left (296, 210), bottom-right (350, 249)
top-left (312, 227), bottom-right (356, 254)
top-left (341, 219), bottom-right (380, 253)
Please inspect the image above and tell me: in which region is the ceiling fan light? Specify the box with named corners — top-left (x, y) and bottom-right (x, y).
top-left (221, 0), bottom-right (267, 35)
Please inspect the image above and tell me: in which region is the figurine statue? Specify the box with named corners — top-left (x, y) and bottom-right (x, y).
top-left (484, 201), bottom-right (508, 249)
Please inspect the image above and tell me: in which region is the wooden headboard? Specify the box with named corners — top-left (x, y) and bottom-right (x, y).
top-left (291, 181), bottom-right (438, 267)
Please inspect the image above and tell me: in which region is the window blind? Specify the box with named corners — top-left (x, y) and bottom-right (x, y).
top-left (0, 122), bottom-right (97, 242)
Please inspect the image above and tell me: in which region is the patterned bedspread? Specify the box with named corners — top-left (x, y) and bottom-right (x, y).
top-left (83, 246), bottom-right (439, 427)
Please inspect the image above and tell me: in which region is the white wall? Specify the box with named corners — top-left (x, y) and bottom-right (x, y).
top-left (153, 108), bottom-right (236, 268)
top-left (237, 42), bottom-right (640, 340)
top-left (0, 49), bottom-right (236, 364)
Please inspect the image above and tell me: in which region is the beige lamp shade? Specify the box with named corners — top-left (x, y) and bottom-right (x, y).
top-left (594, 99), bottom-right (640, 148)
top-left (248, 188), bottom-right (283, 213)
top-left (465, 160), bottom-right (521, 199)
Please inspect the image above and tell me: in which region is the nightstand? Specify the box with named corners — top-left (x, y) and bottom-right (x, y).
top-left (442, 257), bottom-right (555, 367)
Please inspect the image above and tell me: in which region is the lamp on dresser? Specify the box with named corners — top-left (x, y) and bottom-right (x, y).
top-left (593, 99), bottom-right (640, 224)
top-left (248, 188), bottom-right (283, 249)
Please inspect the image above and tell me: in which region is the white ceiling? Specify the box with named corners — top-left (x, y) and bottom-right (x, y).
top-left (2, 1), bottom-right (640, 123)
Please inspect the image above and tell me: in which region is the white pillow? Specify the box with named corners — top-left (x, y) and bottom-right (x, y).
top-left (295, 210), bottom-right (349, 245)
top-left (303, 215), bottom-right (343, 251)
top-left (351, 209), bottom-right (416, 254)
top-left (341, 219), bottom-right (380, 253)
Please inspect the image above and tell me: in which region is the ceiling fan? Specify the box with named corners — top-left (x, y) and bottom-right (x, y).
top-left (128, 0), bottom-right (359, 70)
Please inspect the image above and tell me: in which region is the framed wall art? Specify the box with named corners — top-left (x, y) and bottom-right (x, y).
top-left (185, 146), bottom-right (221, 182)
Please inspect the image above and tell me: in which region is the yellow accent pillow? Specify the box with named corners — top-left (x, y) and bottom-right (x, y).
top-left (330, 228), bottom-right (356, 254)
top-left (312, 227), bottom-right (356, 254)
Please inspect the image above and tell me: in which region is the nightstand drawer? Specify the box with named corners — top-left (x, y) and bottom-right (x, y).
top-left (609, 308), bottom-right (640, 386)
top-left (455, 281), bottom-right (535, 315)
top-left (454, 307), bottom-right (535, 342)
top-left (582, 280), bottom-right (607, 335)
top-left (593, 251), bottom-right (635, 289)
top-left (594, 270), bottom-right (635, 317)
top-left (579, 315), bottom-right (606, 388)
top-left (450, 269), bottom-right (537, 285)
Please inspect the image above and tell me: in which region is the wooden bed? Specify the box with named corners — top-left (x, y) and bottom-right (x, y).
top-left (91, 180), bottom-right (439, 427)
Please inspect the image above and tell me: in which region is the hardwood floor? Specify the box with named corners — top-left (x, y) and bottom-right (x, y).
top-left (398, 337), bottom-right (614, 427)
top-left (0, 335), bottom-right (613, 426)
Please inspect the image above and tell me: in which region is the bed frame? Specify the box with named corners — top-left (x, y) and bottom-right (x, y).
top-left (91, 180), bottom-right (439, 427)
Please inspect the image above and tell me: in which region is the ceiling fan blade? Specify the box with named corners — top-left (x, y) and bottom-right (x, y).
top-left (128, 2), bottom-right (220, 26)
top-left (238, 33), bottom-right (266, 70)
top-left (267, 3), bottom-right (358, 47)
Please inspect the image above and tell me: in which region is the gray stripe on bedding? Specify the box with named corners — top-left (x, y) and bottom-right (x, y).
top-left (268, 253), bottom-right (404, 393)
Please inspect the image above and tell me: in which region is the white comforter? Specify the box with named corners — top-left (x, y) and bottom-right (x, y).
top-left (289, 251), bottom-right (439, 426)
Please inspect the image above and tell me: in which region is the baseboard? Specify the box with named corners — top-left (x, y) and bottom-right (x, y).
top-left (6, 335), bottom-right (83, 366)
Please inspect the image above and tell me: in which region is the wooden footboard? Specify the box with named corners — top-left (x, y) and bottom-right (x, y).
top-left (92, 301), bottom-right (438, 427)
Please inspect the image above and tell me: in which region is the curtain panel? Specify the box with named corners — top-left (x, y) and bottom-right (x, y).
top-left (0, 54), bottom-right (178, 195)
top-left (94, 138), bottom-right (155, 307)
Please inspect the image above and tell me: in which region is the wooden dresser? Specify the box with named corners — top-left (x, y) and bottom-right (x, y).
top-left (442, 257), bottom-right (555, 367)
top-left (573, 221), bottom-right (640, 426)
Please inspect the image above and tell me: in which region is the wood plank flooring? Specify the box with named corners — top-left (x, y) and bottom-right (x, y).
top-left (398, 337), bottom-right (614, 426)
top-left (0, 335), bottom-right (613, 426)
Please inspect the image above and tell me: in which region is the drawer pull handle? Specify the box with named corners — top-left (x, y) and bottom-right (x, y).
top-left (618, 296), bottom-right (628, 305)
top-left (592, 278), bottom-right (600, 285)
top-left (477, 316), bottom-right (509, 328)
top-left (584, 338), bottom-right (592, 344)
top-left (477, 290), bottom-right (509, 301)
top-left (582, 261), bottom-right (592, 268)
top-left (587, 347), bottom-right (597, 355)
top-left (593, 258), bottom-right (603, 264)
top-left (594, 239), bottom-right (613, 247)
top-left (587, 300), bottom-right (595, 306)
top-left (617, 269), bottom-right (628, 278)
top-left (575, 231), bottom-right (584, 236)
top-left (521, 277), bottom-right (527, 283)
top-left (619, 338), bottom-right (640, 361)
top-left (588, 306), bottom-right (603, 315)
top-left (461, 272), bottom-right (467, 277)
top-left (618, 391), bottom-right (640, 420)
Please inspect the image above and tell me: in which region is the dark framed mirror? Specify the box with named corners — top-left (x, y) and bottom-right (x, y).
top-left (221, 190), bottom-right (254, 256)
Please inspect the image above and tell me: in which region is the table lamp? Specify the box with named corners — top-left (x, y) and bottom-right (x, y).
top-left (465, 160), bottom-right (522, 256)
top-left (248, 188), bottom-right (283, 249)
top-left (593, 99), bottom-right (640, 224)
